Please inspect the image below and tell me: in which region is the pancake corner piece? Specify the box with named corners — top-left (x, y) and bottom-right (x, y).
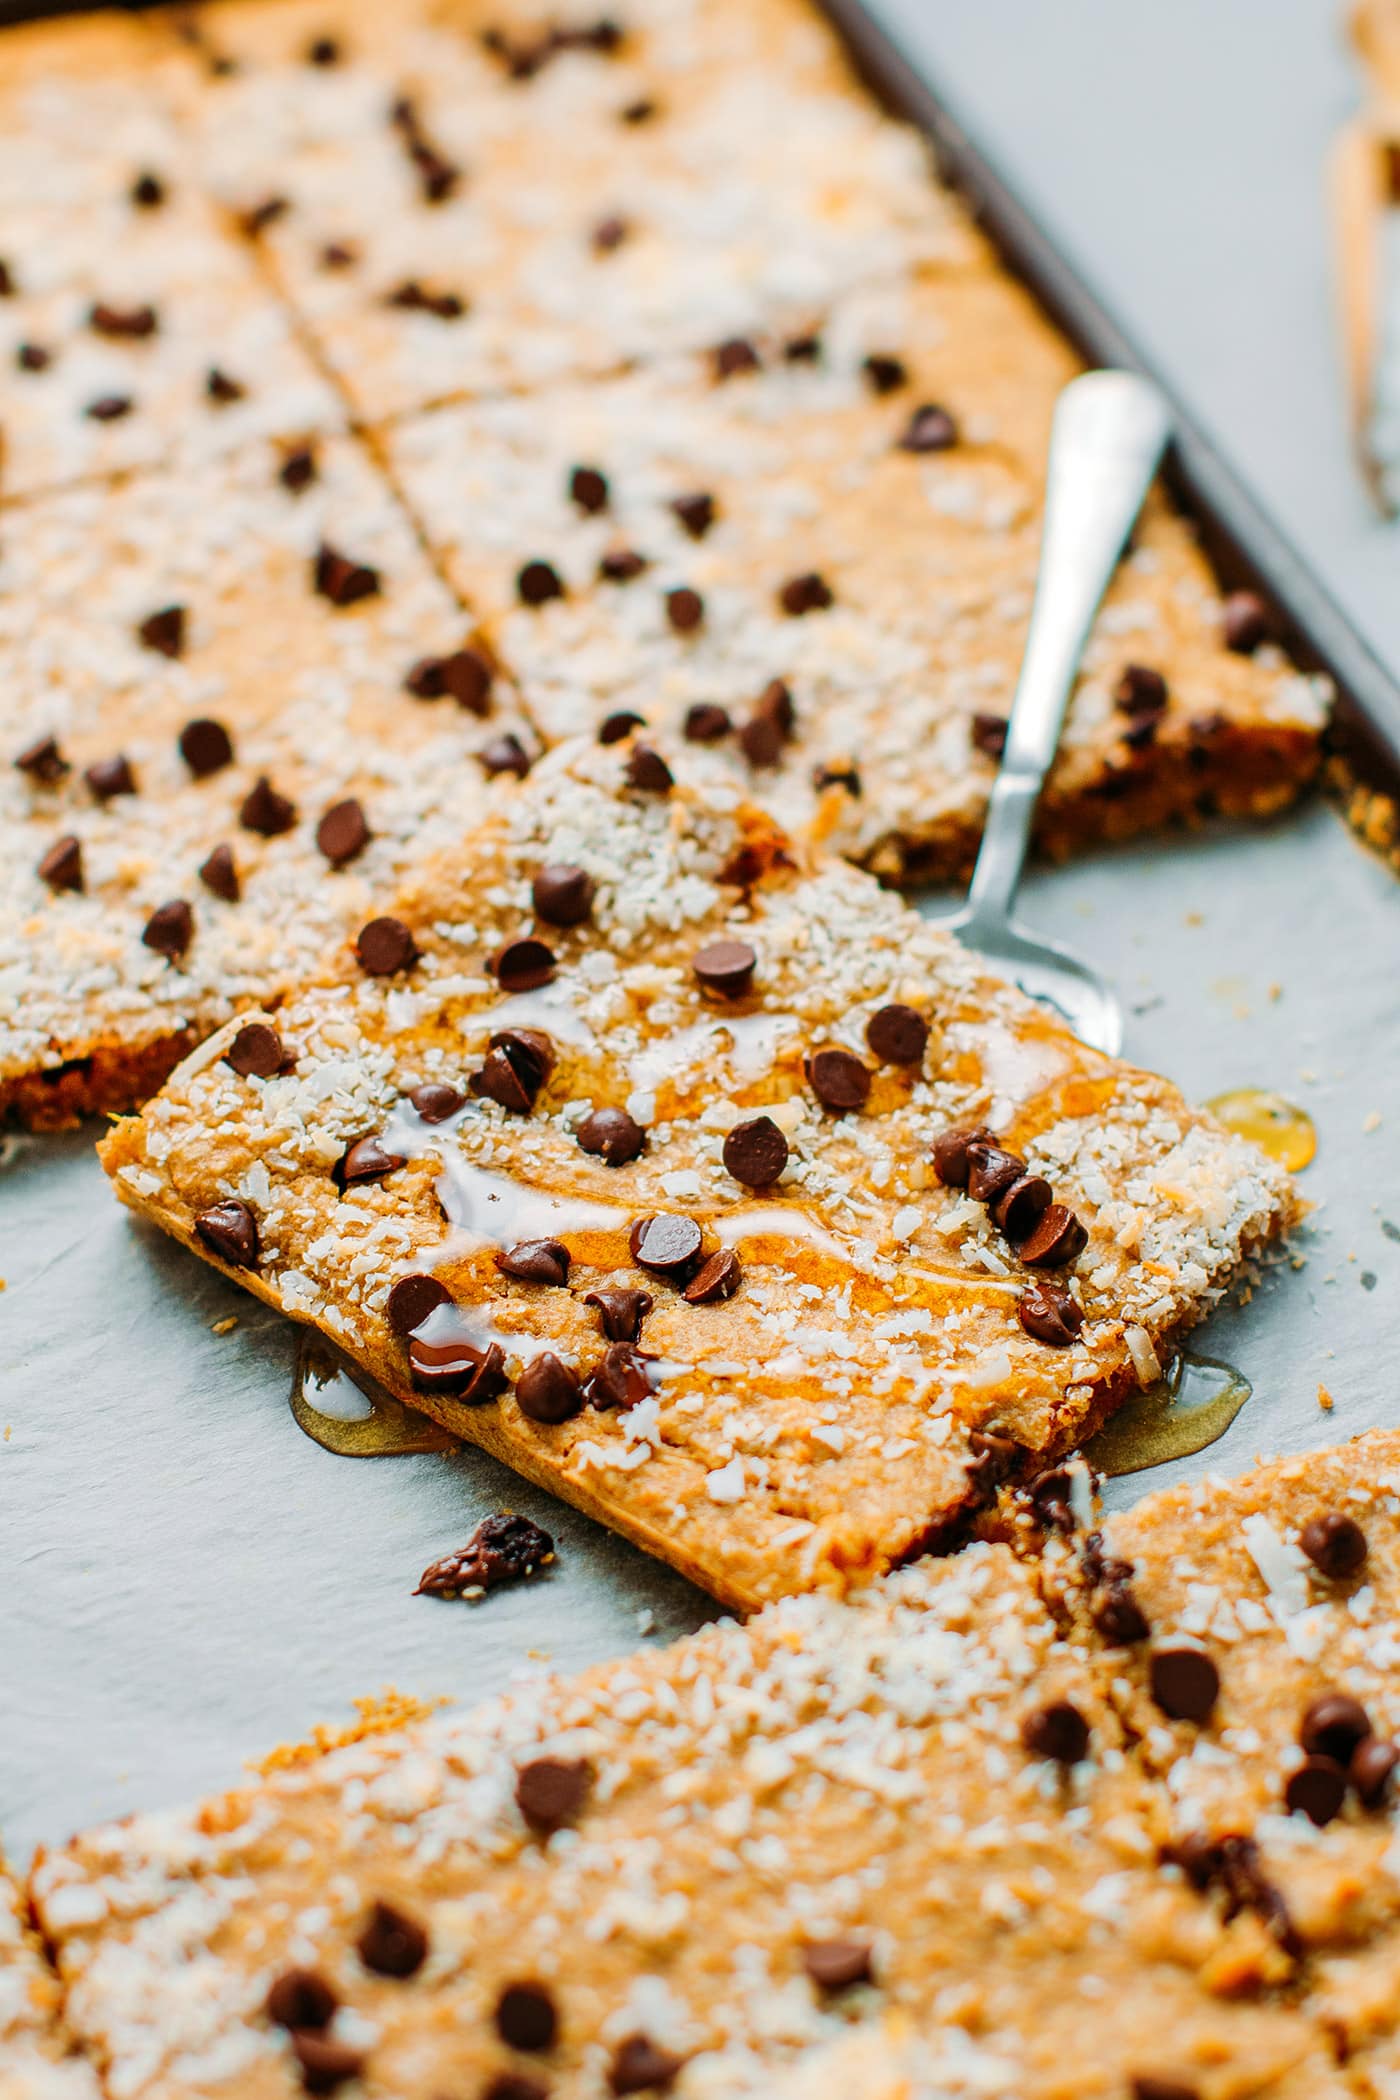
top-left (99, 738), bottom-right (1296, 1609)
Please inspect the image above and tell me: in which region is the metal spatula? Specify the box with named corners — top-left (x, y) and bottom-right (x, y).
top-left (935, 368), bottom-right (1172, 1057)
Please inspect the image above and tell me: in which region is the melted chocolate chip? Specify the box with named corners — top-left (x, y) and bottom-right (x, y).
top-left (1352, 1735), bottom-right (1400, 1806)
top-left (179, 718), bottom-right (233, 777)
top-left (1284, 1754), bottom-right (1348, 1827)
top-left (1017, 1281), bottom-right (1083, 1348)
top-left (1016, 1203), bottom-right (1088, 1269)
top-left (416, 1513), bottom-right (553, 1596)
top-left (515, 1353), bottom-right (584, 1424)
top-left (85, 394), bottom-right (134, 422)
top-left (802, 1939), bottom-right (871, 1989)
top-left (609, 2035), bottom-right (684, 2094)
top-left (356, 916), bottom-right (418, 976)
top-left (671, 491), bottom-right (715, 539)
top-left (495, 1982), bottom-right (557, 2052)
top-left (385, 1273), bottom-right (451, 1337)
top-left (194, 1197), bottom-right (259, 1268)
top-left (38, 836), bottom-right (83, 893)
top-left (1021, 1699), bottom-right (1089, 1765)
top-left (407, 1082), bottom-right (465, 1124)
top-left (599, 547), bottom-right (647, 584)
top-left (971, 712), bottom-right (1007, 760)
top-left (1149, 1644), bottom-right (1219, 1723)
top-left (16, 735), bottom-right (69, 784)
top-left (932, 1125), bottom-right (997, 1188)
top-left (225, 1021), bottom-right (284, 1079)
top-left (336, 1134), bottom-right (405, 1186)
top-left (629, 1213), bottom-right (702, 1278)
top-left (517, 558), bottom-right (565, 606)
top-left (516, 1753), bottom-right (591, 1830)
top-left (582, 1343), bottom-right (656, 1410)
top-left (898, 402), bottom-right (958, 452)
top-left (1223, 591), bottom-right (1270, 654)
top-left (357, 1899), bottom-right (427, 1977)
top-left (496, 1239), bottom-right (570, 1286)
top-left (138, 604), bottom-right (185, 658)
top-left (89, 301), bottom-right (157, 339)
top-left (316, 797), bottom-right (370, 866)
top-left (692, 938), bottom-right (755, 997)
top-left (866, 1003), bottom-right (928, 1067)
top-left (408, 1335), bottom-right (506, 1403)
top-left (479, 732), bottom-right (532, 778)
top-left (1299, 1511), bottom-right (1367, 1579)
top-left (205, 366), bottom-right (246, 404)
top-left (713, 337), bottom-right (761, 379)
top-left (142, 898), bottom-right (194, 959)
top-left (569, 464), bottom-right (609, 513)
top-left (965, 1142), bottom-right (1025, 1205)
top-left (991, 1173), bottom-right (1054, 1244)
top-left (314, 542), bottom-right (380, 606)
top-left (624, 744), bottom-right (674, 793)
top-left (532, 863), bottom-right (595, 927)
top-left (279, 444), bottom-right (318, 493)
top-left (664, 585), bottom-right (704, 634)
top-left (240, 774), bottom-right (297, 837)
top-left (85, 754), bottom-right (135, 800)
top-left (966, 1428), bottom-right (1025, 1489)
top-left (863, 352), bottom-right (908, 395)
top-left (599, 709), bottom-right (646, 743)
top-left (1092, 1578), bottom-right (1150, 1646)
top-left (289, 2032), bottom-right (364, 2093)
top-left (778, 570), bottom-right (833, 617)
top-left (1300, 1692), bottom-right (1371, 1763)
top-left (198, 843), bottom-right (240, 901)
top-left (584, 1287), bottom-right (652, 1342)
top-left (682, 1248), bottom-right (742, 1304)
top-left (266, 1966), bottom-right (337, 2031)
top-left (404, 647), bottom-right (494, 712)
top-left (491, 935), bottom-right (556, 993)
top-left (722, 1116), bottom-right (787, 1188)
top-left (684, 702), bottom-right (731, 743)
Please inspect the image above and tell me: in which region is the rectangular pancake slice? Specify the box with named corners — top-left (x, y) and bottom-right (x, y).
top-left (0, 430), bottom-right (531, 1127)
top-left (99, 740), bottom-right (1294, 1610)
top-left (30, 1537), bottom-right (1344, 2100)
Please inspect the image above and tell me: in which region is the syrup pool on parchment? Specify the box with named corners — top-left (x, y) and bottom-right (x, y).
top-left (1084, 1354), bottom-right (1253, 1477)
top-left (1206, 1087), bottom-right (1317, 1171)
top-left (290, 1332), bottom-right (459, 1457)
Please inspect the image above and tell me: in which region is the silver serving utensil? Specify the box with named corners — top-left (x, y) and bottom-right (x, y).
top-left (935, 368), bottom-right (1172, 1057)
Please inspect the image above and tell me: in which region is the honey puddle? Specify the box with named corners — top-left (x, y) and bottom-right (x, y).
top-left (290, 1333), bottom-right (459, 1458)
top-left (1206, 1087), bottom-right (1316, 1171)
top-left (1083, 1354), bottom-right (1252, 1477)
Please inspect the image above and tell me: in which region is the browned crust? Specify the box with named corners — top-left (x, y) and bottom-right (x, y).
top-left (1, 1030), bottom-right (200, 1132)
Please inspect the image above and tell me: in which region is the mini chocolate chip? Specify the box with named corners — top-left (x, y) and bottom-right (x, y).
top-left (684, 702), bottom-right (731, 742)
top-left (713, 336), bottom-right (760, 379)
top-left (738, 711), bottom-right (783, 766)
top-left (692, 939), bottom-right (755, 997)
top-left (1299, 1511), bottom-right (1368, 1579)
top-left (86, 394), bottom-right (134, 421)
top-left (813, 759), bottom-right (861, 795)
top-left (385, 1273), bottom-right (451, 1337)
top-left (592, 213), bottom-right (629, 252)
top-left (17, 342), bottom-right (51, 371)
top-left (416, 1513), bottom-right (554, 1597)
top-left (131, 171), bottom-right (166, 209)
top-left (85, 754), bottom-right (135, 799)
top-left (1018, 1281), bottom-right (1083, 1347)
top-left (142, 898), bottom-right (194, 959)
top-left (409, 1335), bottom-right (506, 1403)
top-left (515, 1755), bottom-right (591, 1831)
top-left (357, 1899), bottom-right (427, 1977)
top-left (777, 570), bottom-right (833, 617)
top-left (484, 2075), bottom-right (549, 2100)
top-left (1352, 1735), bottom-right (1400, 1806)
top-left (316, 797), bottom-right (370, 867)
top-left (599, 708), bottom-right (646, 742)
top-left (337, 1135), bottom-right (406, 1186)
top-left (532, 863), bottom-right (595, 927)
top-left (404, 646), bottom-right (495, 712)
top-left (89, 301), bottom-right (157, 339)
top-left (179, 717), bottom-right (233, 776)
top-left (1131, 2081), bottom-right (1200, 2100)
top-left (992, 1173), bottom-right (1054, 1244)
top-left (266, 1966), bottom-right (337, 2030)
top-left (609, 2035), bottom-right (684, 2094)
top-left (1115, 663), bottom-right (1167, 712)
top-left (491, 936), bottom-right (556, 992)
top-left (866, 1003), bottom-right (928, 1067)
top-left (307, 33), bottom-right (341, 64)
top-left (569, 464), bottom-right (609, 513)
top-left (965, 1142), bottom-right (1025, 1205)
top-left (1092, 1581), bottom-right (1150, 1646)
top-left (386, 278), bottom-right (465, 319)
top-left (240, 774), bottom-right (297, 837)
top-left (1016, 1202), bottom-right (1088, 1269)
top-left (898, 402), bottom-right (958, 452)
top-left (518, 558), bottom-right (565, 607)
top-left (582, 1343), bottom-right (656, 1410)
top-left (722, 1116), bottom-right (788, 1188)
top-left (15, 735), bottom-right (69, 784)
top-left (356, 916), bottom-right (418, 975)
top-left (408, 1082), bottom-right (465, 1124)
top-left (1285, 1754), bottom-right (1348, 1827)
top-left (966, 1429), bottom-right (1025, 1488)
top-left (0, 260), bottom-right (14, 295)
top-left (802, 1939), bottom-right (871, 1989)
top-left (138, 604), bottom-right (185, 658)
top-left (584, 1287), bottom-right (652, 1341)
top-left (664, 586), bottom-right (704, 633)
top-left (495, 1982), bottom-right (557, 2052)
top-left (806, 1046), bottom-right (871, 1113)
top-left (289, 2032), bottom-right (364, 2094)
top-left (1223, 590), bottom-right (1270, 654)
top-left (620, 95), bottom-right (657, 122)
top-left (599, 547), bottom-right (647, 583)
top-left (515, 1353), bottom-right (584, 1424)
top-left (496, 1239), bottom-right (570, 1286)
top-left (479, 732), bottom-right (532, 778)
top-left (682, 1248), bottom-right (742, 1304)
top-left (1300, 1692), bottom-right (1372, 1763)
top-left (194, 1197), bottom-right (258, 1267)
top-left (671, 491), bottom-right (715, 538)
top-left (1149, 1645), bottom-right (1219, 1723)
top-left (239, 194), bottom-right (288, 237)
top-left (576, 1106), bottom-right (645, 1165)
top-left (971, 712), bottom-right (1007, 759)
top-left (625, 744), bottom-right (674, 793)
top-left (198, 843), bottom-right (240, 901)
top-left (629, 1213), bottom-right (703, 1277)
top-left (314, 542), bottom-right (380, 606)
top-left (205, 366), bottom-right (246, 404)
top-left (1021, 1699), bottom-right (1089, 1765)
top-left (225, 1022), bottom-right (284, 1079)
top-left (279, 444), bottom-right (318, 492)
top-left (38, 836), bottom-right (83, 893)
top-left (863, 352), bottom-right (908, 395)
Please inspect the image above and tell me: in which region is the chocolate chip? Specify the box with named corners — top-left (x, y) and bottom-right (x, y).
top-left (1149, 1645), bottom-right (1219, 1723)
top-left (491, 936), bottom-right (556, 993)
top-left (584, 1287), bottom-right (652, 1341)
top-left (620, 95), bottom-right (657, 123)
top-left (473, 1028), bottom-right (555, 1116)
top-left (783, 331), bottom-right (822, 363)
top-left (898, 402), bottom-right (958, 452)
top-left (416, 1513), bottom-right (554, 1596)
top-left (266, 1966), bottom-right (337, 2030)
top-left (198, 843), bottom-right (240, 901)
top-left (239, 194), bottom-right (288, 237)
top-left (240, 775), bottom-right (297, 837)
top-left (936, 1128), bottom-right (999, 1189)
top-left (713, 336), bottom-right (760, 379)
top-left (38, 836), bottom-right (82, 893)
top-left (532, 863), bottom-right (595, 928)
top-left (1021, 1700), bottom-right (1089, 1765)
top-left (992, 1173), bottom-right (1054, 1244)
top-left (179, 717), bottom-right (234, 776)
top-left (515, 1754), bottom-right (591, 1831)
top-left (1115, 663), bottom-right (1167, 712)
top-left (813, 759), bottom-right (861, 795)
top-left (514, 1353), bottom-right (584, 1425)
top-left (85, 754), bottom-right (135, 799)
top-left (1017, 1281), bottom-right (1083, 1347)
top-left (225, 1022), bottom-right (284, 1079)
top-left (1299, 1511), bottom-right (1367, 1579)
top-left (1016, 1203), bottom-right (1088, 1269)
top-left (85, 394), bottom-right (133, 421)
top-left (205, 366), bottom-right (246, 404)
top-left (412, 147), bottom-right (460, 205)
top-left (356, 916), bottom-right (418, 975)
top-left (409, 1334), bottom-right (506, 1403)
top-left (722, 1116), bottom-right (787, 1188)
top-left (1284, 1754), bottom-right (1348, 1827)
top-left (314, 542), bottom-right (380, 606)
top-left (131, 171), bottom-right (166, 209)
top-left (966, 1429), bottom-right (1025, 1489)
top-left (289, 2032), bottom-right (364, 2094)
top-left (142, 898), bottom-right (194, 959)
top-left (517, 558), bottom-right (565, 606)
top-left (738, 676), bottom-right (796, 767)
top-left (357, 1899), bottom-right (427, 1977)
top-left (386, 278), bottom-right (465, 319)
top-left (479, 732), bottom-right (532, 778)
top-left (671, 491), bottom-right (715, 539)
top-left (485, 2074), bottom-right (548, 2100)
top-left (682, 1248), bottom-right (742, 1304)
top-left (592, 213), bottom-right (629, 253)
top-left (971, 712), bottom-right (1007, 759)
top-left (778, 570), bottom-right (833, 617)
top-left (0, 259), bottom-right (11, 295)
top-left (582, 1343), bottom-right (656, 1410)
top-left (194, 1197), bottom-right (258, 1267)
top-left (1351, 1735), bottom-right (1400, 1806)
top-left (802, 1939), bottom-right (871, 1989)
top-left (16, 342), bottom-right (51, 371)
top-left (279, 444), bottom-right (318, 493)
top-left (684, 702), bottom-right (731, 742)
top-left (408, 1082), bottom-right (465, 1124)
top-left (599, 547), bottom-right (647, 584)
top-left (599, 708), bottom-right (646, 742)
top-left (497, 1239), bottom-right (570, 1286)
top-left (863, 353), bottom-right (908, 395)
top-left (404, 647), bottom-right (495, 712)
top-left (15, 735), bottom-right (69, 784)
top-left (307, 33), bottom-right (341, 64)
top-left (664, 586), bottom-right (704, 634)
top-left (311, 796), bottom-right (369, 868)
top-left (866, 1003), bottom-right (928, 1067)
top-left (609, 2035), bottom-right (683, 2094)
top-left (386, 1273), bottom-right (451, 1337)
top-left (575, 1106), bottom-right (644, 1166)
top-left (1300, 1692), bottom-right (1371, 1763)
top-left (89, 301), bottom-right (157, 339)
top-left (138, 604), bottom-right (185, 658)
top-left (625, 744), bottom-right (674, 793)
top-left (1130, 2081), bottom-right (1200, 2100)
top-left (629, 1213), bottom-right (703, 1278)
top-left (337, 1135), bottom-right (405, 1186)
top-left (495, 1982), bottom-right (557, 2052)
top-left (1223, 590), bottom-right (1270, 654)
top-left (692, 939), bottom-right (755, 997)
top-left (569, 464), bottom-right (609, 513)
top-left (806, 1046), bottom-right (871, 1113)
top-left (965, 1142), bottom-right (1025, 1205)
top-left (1092, 1579), bottom-right (1150, 1646)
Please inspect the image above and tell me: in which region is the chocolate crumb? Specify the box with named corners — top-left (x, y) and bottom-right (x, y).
top-left (415, 1513), bottom-right (554, 1596)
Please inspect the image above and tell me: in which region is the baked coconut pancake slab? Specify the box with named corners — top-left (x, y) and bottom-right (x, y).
top-left (99, 742), bottom-right (1294, 1610)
